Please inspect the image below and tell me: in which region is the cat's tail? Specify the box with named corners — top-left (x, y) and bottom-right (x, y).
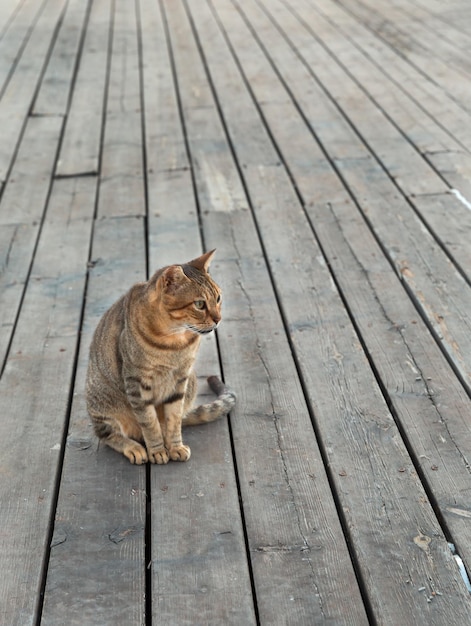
top-left (183, 376), bottom-right (236, 426)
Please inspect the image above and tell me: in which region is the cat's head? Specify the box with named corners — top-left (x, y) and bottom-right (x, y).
top-left (155, 250), bottom-right (222, 335)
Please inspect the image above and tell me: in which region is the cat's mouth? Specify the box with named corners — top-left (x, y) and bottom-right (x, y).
top-left (186, 324), bottom-right (216, 335)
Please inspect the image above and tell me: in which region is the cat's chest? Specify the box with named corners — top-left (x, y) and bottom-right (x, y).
top-left (147, 352), bottom-right (193, 388)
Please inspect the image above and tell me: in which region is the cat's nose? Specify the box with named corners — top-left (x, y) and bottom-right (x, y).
top-left (212, 312), bottom-right (221, 325)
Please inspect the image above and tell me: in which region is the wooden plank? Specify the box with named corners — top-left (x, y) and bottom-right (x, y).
top-left (0, 0), bottom-right (44, 90)
top-left (310, 198), bottom-right (471, 572)
top-left (382, 0), bottom-right (471, 52)
top-left (140, 2), bottom-right (257, 620)
top-left (40, 213), bottom-right (147, 626)
top-left (334, 157), bottom-right (471, 388)
top-left (0, 0), bottom-right (66, 183)
top-left (0, 0), bottom-right (27, 38)
top-left (356, 0), bottom-right (471, 75)
top-left (286, 0), bottom-right (467, 163)
top-left (230, 0), bottom-right (471, 393)
top-left (164, 0), bottom-right (370, 622)
top-left (413, 0), bottom-right (471, 39)
top-left (186, 1), bottom-right (471, 623)
top-left (235, 164), bottom-right (471, 623)
top-left (56, 0), bottom-right (111, 177)
top-left (32, 0), bottom-right (91, 116)
top-left (0, 115), bottom-right (63, 368)
top-left (0, 115), bottom-right (62, 225)
top-left (148, 175), bottom-right (257, 622)
top-left (98, 0), bottom-right (145, 218)
top-left (260, 0), bottom-right (448, 198)
top-left (151, 324), bottom-right (257, 624)
top-left (0, 176), bottom-right (95, 626)
top-left (412, 191), bottom-right (471, 280)
top-left (0, 223), bottom-right (36, 370)
top-left (138, 0), bottom-right (189, 175)
top-left (312, 0), bottom-right (471, 153)
top-left (426, 150), bottom-right (471, 200)
top-left (215, 0), bottom-right (471, 583)
top-left (334, 0), bottom-right (471, 111)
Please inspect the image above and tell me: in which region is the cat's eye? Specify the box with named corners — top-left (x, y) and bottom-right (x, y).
top-left (194, 300), bottom-right (206, 310)
top-left (216, 294), bottom-right (221, 303)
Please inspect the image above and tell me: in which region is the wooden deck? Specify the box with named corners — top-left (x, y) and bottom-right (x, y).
top-left (1, 0), bottom-right (471, 623)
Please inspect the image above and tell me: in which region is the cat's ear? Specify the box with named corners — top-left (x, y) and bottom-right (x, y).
top-left (161, 265), bottom-right (189, 294)
top-left (188, 249), bottom-right (216, 273)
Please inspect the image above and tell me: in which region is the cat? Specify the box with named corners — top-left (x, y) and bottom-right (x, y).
top-left (86, 249), bottom-right (236, 465)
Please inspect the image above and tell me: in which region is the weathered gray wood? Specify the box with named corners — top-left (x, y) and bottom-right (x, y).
top-left (32, 0), bottom-right (91, 116)
top-left (380, 0), bottom-right (471, 53)
top-left (313, 0), bottom-right (471, 153)
top-left (165, 0), bottom-right (370, 622)
top-left (261, 0), bottom-right (448, 198)
top-left (56, 0), bottom-right (111, 177)
top-left (98, 0), bottom-right (145, 218)
top-left (285, 0), bottom-right (468, 170)
top-left (0, 176), bottom-right (95, 626)
top-left (427, 150), bottom-right (471, 200)
top-left (0, 0), bottom-right (44, 90)
top-left (188, 1), bottom-right (471, 623)
top-left (354, 0), bottom-right (471, 76)
top-left (413, 0), bottom-right (471, 39)
top-left (0, 0), bottom-right (470, 623)
top-left (243, 162), bottom-right (471, 623)
top-left (40, 213), bottom-right (147, 626)
top-left (411, 191), bottom-right (471, 280)
top-left (151, 332), bottom-right (257, 625)
top-left (0, 0), bottom-right (26, 37)
top-left (0, 222), bottom-right (36, 368)
top-left (311, 198), bottom-right (471, 572)
top-left (232, 0), bottom-right (471, 391)
top-left (0, 0), bottom-right (65, 183)
top-left (138, 0), bottom-right (189, 175)
top-left (0, 115), bottom-right (63, 367)
top-left (141, 2), bottom-right (257, 621)
top-left (334, 0), bottom-right (471, 110)
top-left (0, 115), bottom-right (62, 225)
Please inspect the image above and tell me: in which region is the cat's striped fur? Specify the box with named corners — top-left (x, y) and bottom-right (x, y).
top-left (86, 250), bottom-right (235, 465)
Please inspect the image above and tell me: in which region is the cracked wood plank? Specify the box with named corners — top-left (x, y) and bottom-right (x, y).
top-left (142, 3), bottom-right (256, 611)
top-left (229, 0), bottom-right (471, 390)
top-left (0, 177), bottom-right (96, 626)
top-left (186, 0), bottom-right (471, 622)
top-left (40, 214), bottom-right (147, 626)
top-left (313, 199), bottom-right (471, 573)
top-left (167, 0), bottom-right (369, 622)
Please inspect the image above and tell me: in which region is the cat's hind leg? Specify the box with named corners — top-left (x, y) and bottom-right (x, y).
top-left (93, 416), bottom-right (148, 465)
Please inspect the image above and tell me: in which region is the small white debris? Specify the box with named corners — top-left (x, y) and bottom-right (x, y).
top-left (450, 188), bottom-right (471, 212)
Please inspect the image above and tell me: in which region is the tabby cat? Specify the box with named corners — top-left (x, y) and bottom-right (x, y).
top-left (86, 250), bottom-right (235, 465)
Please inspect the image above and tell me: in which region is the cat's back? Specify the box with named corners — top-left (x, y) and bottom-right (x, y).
top-left (86, 287), bottom-right (139, 411)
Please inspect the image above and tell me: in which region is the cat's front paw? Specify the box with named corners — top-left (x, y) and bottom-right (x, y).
top-left (168, 444), bottom-right (191, 462)
top-left (148, 446), bottom-right (170, 464)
